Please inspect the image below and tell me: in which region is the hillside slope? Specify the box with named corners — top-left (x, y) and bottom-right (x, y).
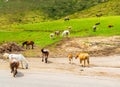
top-left (0, 0), bottom-right (112, 25)
top-left (70, 0), bottom-right (120, 18)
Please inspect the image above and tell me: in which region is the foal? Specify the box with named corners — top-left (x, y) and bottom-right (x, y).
top-left (41, 48), bottom-right (49, 63)
top-left (68, 53), bottom-right (73, 64)
top-left (10, 58), bottom-right (19, 77)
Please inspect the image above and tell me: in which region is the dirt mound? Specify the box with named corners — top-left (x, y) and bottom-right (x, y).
top-left (0, 42), bottom-right (24, 53)
top-left (49, 36), bottom-right (120, 57)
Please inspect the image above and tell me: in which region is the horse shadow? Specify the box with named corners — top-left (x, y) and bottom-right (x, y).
top-left (46, 60), bottom-right (53, 64)
top-left (15, 71), bottom-right (24, 78)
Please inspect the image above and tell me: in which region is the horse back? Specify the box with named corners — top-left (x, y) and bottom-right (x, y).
top-left (79, 53), bottom-right (89, 60)
top-left (10, 59), bottom-right (19, 69)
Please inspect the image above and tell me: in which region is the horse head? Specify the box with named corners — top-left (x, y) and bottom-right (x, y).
top-left (75, 53), bottom-right (79, 59)
top-left (3, 53), bottom-right (9, 60)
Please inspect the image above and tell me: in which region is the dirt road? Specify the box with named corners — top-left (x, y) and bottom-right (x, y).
top-left (0, 55), bottom-right (120, 87)
top-left (0, 70), bottom-right (120, 87)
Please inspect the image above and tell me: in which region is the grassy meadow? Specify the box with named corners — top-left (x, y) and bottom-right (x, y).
top-left (0, 16), bottom-right (120, 47)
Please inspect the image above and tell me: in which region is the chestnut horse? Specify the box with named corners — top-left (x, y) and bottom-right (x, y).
top-left (68, 53), bottom-right (73, 64)
top-left (75, 53), bottom-right (89, 67)
top-left (10, 58), bottom-right (19, 77)
top-left (41, 48), bottom-right (49, 63)
top-left (22, 41), bottom-right (34, 49)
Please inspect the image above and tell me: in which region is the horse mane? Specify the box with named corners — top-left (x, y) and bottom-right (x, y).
top-left (41, 48), bottom-right (48, 53)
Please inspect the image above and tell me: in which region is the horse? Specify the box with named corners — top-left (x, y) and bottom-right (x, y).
top-left (75, 53), bottom-right (89, 67)
top-left (50, 33), bottom-right (55, 39)
top-left (22, 41), bottom-right (34, 49)
top-left (3, 53), bottom-right (28, 69)
top-left (64, 17), bottom-right (70, 21)
top-left (41, 48), bottom-right (49, 63)
top-left (108, 25), bottom-right (113, 28)
top-left (10, 58), bottom-right (19, 77)
top-left (68, 53), bottom-right (73, 64)
top-left (54, 31), bottom-right (60, 36)
top-left (62, 30), bottom-right (70, 37)
top-left (93, 25), bottom-right (97, 32)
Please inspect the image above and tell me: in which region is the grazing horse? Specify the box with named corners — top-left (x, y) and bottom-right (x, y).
top-left (22, 41), bottom-right (34, 49)
top-left (64, 17), bottom-right (70, 21)
top-left (75, 53), bottom-right (89, 67)
top-left (54, 31), bottom-right (60, 36)
top-left (68, 53), bottom-right (73, 64)
top-left (108, 25), bottom-right (113, 28)
top-left (3, 53), bottom-right (28, 69)
top-left (10, 58), bottom-right (19, 77)
top-left (41, 48), bottom-right (49, 63)
top-left (62, 30), bottom-right (70, 37)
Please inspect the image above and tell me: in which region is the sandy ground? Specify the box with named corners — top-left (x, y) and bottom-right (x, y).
top-left (1, 55), bottom-right (120, 79)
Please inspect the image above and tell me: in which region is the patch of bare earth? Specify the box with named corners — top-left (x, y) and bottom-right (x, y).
top-left (50, 36), bottom-right (120, 57)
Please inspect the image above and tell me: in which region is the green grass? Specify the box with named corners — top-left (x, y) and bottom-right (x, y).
top-left (0, 16), bottom-right (120, 47)
top-left (0, 31), bottom-right (62, 47)
top-left (15, 16), bottom-right (120, 36)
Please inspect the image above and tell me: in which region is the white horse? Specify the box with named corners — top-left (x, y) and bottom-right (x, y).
top-left (62, 30), bottom-right (70, 37)
top-left (3, 53), bottom-right (28, 69)
top-left (50, 33), bottom-right (55, 39)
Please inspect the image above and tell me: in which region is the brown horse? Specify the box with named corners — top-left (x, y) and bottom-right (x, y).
top-left (10, 58), bottom-right (19, 77)
top-left (75, 53), bottom-right (89, 67)
top-left (41, 48), bottom-right (49, 63)
top-left (22, 41), bottom-right (34, 49)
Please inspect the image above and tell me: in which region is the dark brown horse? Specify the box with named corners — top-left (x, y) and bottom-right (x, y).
top-left (10, 58), bottom-right (19, 77)
top-left (22, 41), bottom-right (34, 49)
top-left (41, 48), bottom-right (49, 63)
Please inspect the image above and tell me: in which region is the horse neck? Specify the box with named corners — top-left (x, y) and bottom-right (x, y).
top-left (41, 49), bottom-right (44, 53)
top-left (22, 42), bottom-right (25, 46)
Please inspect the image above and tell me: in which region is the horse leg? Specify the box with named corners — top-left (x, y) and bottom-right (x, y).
top-left (80, 59), bottom-right (83, 67)
top-left (21, 61), bottom-right (24, 69)
top-left (32, 44), bottom-right (34, 49)
top-left (11, 67), bottom-right (14, 73)
top-left (13, 69), bottom-right (17, 77)
top-left (26, 45), bottom-right (27, 49)
top-left (42, 57), bottom-right (44, 62)
top-left (69, 58), bottom-right (71, 64)
top-left (45, 55), bottom-right (48, 63)
top-left (42, 54), bottom-right (44, 62)
top-left (42, 58), bottom-right (44, 62)
top-left (10, 63), bottom-right (14, 73)
top-left (87, 58), bottom-right (89, 67)
top-left (45, 58), bottom-right (47, 63)
top-left (71, 58), bottom-right (73, 64)
top-left (84, 60), bottom-right (86, 67)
